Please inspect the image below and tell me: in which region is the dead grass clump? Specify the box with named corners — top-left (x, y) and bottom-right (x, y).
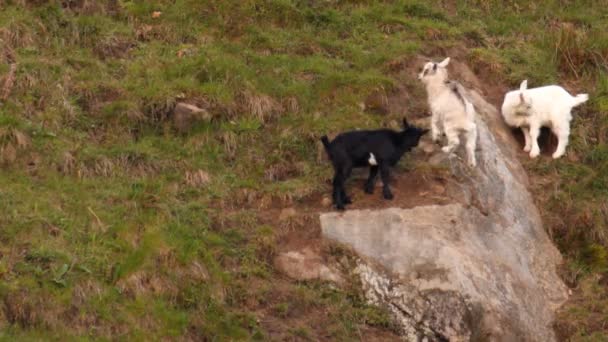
top-left (283, 96), bottom-right (299, 113)
top-left (61, 0), bottom-right (112, 15)
top-left (553, 22), bottom-right (608, 78)
top-left (59, 151), bottom-right (76, 174)
top-left (135, 24), bottom-right (154, 41)
top-left (141, 98), bottom-right (176, 125)
top-left (93, 36), bottom-right (136, 60)
top-left (117, 271), bottom-right (179, 300)
top-left (182, 261), bottom-right (209, 282)
top-left (0, 128), bottom-right (31, 165)
top-left (264, 162), bottom-right (304, 182)
top-left (2, 290), bottom-right (39, 328)
top-left (71, 280), bottom-right (103, 307)
top-left (184, 169), bottom-right (211, 188)
top-left (1, 63), bottom-right (18, 102)
top-left (0, 24), bottom-right (34, 49)
top-left (238, 89), bottom-right (284, 123)
top-left (233, 188), bottom-right (261, 208)
top-left (220, 131), bottom-right (237, 160)
top-left (69, 152), bottom-right (171, 178)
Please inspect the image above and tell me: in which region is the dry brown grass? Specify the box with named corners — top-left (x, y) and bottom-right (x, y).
top-left (184, 169), bottom-right (211, 188)
top-left (238, 89), bottom-right (284, 123)
top-left (264, 162), bottom-right (304, 182)
top-left (1, 63), bottom-right (17, 101)
top-left (2, 290), bottom-right (39, 328)
top-left (0, 128), bottom-right (31, 165)
top-left (220, 131), bottom-right (237, 160)
top-left (57, 152), bottom-right (182, 178)
top-left (93, 36), bottom-right (136, 60)
top-left (117, 271), bottom-right (179, 300)
top-left (0, 23), bottom-right (34, 49)
top-left (553, 22), bottom-right (608, 79)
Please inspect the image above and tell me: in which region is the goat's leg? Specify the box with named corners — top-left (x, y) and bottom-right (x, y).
top-left (379, 162), bottom-right (393, 200)
top-left (442, 128), bottom-right (460, 154)
top-left (431, 112), bottom-right (442, 143)
top-left (364, 166), bottom-right (379, 194)
top-left (552, 123), bottom-right (570, 159)
top-left (529, 123), bottom-right (541, 158)
top-left (465, 124), bottom-right (477, 167)
top-left (521, 127), bottom-right (532, 152)
top-left (341, 165), bottom-right (353, 204)
top-left (332, 169), bottom-right (345, 210)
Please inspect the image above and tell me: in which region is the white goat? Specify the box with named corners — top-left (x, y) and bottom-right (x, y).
top-left (501, 80), bottom-right (588, 159)
top-left (418, 57), bottom-right (478, 167)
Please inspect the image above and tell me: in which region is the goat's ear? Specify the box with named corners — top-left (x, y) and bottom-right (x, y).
top-left (519, 79), bottom-right (528, 91)
top-left (402, 118), bottom-right (409, 129)
top-left (519, 93), bottom-right (526, 104)
top-left (437, 57), bottom-right (450, 68)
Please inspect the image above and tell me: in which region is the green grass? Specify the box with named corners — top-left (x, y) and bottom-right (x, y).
top-left (1, 0), bottom-right (607, 340)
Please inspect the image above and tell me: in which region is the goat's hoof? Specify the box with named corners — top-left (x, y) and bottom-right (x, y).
top-left (523, 146), bottom-right (531, 152)
top-left (343, 196), bottom-right (352, 204)
top-left (383, 192), bottom-right (394, 200)
top-left (364, 185), bottom-right (374, 194)
top-left (552, 152), bottom-right (564, 159)
top-left (529, 150), bottom-right (540, 158)
top-left (336, 204), bottom-right (345, 211)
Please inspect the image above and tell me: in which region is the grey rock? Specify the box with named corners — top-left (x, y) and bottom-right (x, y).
top-left (173, 102), bottom-right (211, 133)
top-left (274, 248), bottom-right (344, 284)
top-left (320, 90), bottom-right (567, 341)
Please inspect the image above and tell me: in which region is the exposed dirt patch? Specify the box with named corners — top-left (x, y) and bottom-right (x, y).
top-left (307, 168), bottom-right (451, 213)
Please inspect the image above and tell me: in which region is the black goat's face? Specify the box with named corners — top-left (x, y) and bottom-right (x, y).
top-left (401, 126), bottom-right (429, 150)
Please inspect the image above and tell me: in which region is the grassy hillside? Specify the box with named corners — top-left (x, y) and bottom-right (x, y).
top-left (0, 0), bottom-right (606, 340)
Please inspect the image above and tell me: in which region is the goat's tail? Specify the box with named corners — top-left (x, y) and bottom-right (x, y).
top-left (320, 135), bottom-right (331, 154)
top-left (572, 94), bottom-right (589, 107)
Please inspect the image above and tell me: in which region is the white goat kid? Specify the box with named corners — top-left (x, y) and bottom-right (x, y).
top-left (501, 80), bottom-right (588, 159)
top-left (418, 57), bottom-right (478, 167)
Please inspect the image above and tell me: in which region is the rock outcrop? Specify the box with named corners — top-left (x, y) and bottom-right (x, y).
top-left (320, 90), bottom-right (568, 341)
top-left (172, 102), bottom-right (211, 133)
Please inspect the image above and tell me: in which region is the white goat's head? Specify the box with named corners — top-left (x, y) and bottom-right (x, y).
top-left (513, 79), bottom-right (533, 115)
top-left (417, 57), bottom-right (450, 84)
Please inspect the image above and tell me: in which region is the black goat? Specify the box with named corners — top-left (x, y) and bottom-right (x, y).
top-left (321, 119), bottom-right (428, 210)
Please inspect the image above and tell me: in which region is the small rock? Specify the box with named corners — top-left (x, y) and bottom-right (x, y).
top-left (173, 102), bottom-right (211, 133)
top-left (418, 140), bottom-right (436, 154)
top-left (279, 207), bottom-right (297, 221)
top-left (321, 197), bottom-right (333, 208)
top-left (274, 248), bottom-right (344, 284)
top-left (428, 151), bottom-right (450, 166)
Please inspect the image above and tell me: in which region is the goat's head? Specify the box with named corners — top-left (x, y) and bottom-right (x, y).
top-left (417, 57), bottom-right (450, 84)
top-left (399, 118), bottom-right (429, 150)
